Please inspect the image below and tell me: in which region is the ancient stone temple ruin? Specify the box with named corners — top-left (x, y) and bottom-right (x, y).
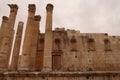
top-left (0, 3), bottom-right (120, 80)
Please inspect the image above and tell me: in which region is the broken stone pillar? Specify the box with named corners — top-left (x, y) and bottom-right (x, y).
top-left (30, 15), bottom-right (41, 70)
top-left (0, 16), bottom-right (9, 70)
top-left (0, 4), bottom-right (18, 70)
top-left (10, 22), bottom-right (24, 70)
top-left (18, 4), bottom-right (36, 70)
top-left (42, 4), bottom-right (54, 71)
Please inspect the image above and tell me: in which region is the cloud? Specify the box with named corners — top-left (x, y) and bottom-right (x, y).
top-left (0, 0), bottom-right (120, 35)
top-left (1, 0), bottom-right (120, 63)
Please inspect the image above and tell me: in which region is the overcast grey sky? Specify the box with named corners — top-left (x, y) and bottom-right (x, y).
top-left (0, 0), bottom-right (120, 35)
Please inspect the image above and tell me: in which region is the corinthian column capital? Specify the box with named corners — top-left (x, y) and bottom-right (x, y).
top-left (8, 4), bottom-right (18, 13)
top-left (46, 4), bottom-right (54, 12)
top-left (28, 4), bottom-right (36, 13)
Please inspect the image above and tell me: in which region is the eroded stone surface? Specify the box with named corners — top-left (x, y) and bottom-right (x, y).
top-left (0, 3), bottom-right (120, 80)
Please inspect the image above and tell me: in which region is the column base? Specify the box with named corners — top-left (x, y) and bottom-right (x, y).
top-left (18, 67), bottom-right (29, 71)
top-left (41, 66), bottom-right (52, 72)
top-left (0, 68), bottom-right (9, 72)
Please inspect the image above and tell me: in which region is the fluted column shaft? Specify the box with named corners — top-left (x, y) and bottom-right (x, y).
top-left (42, 4), bottom-right (54, 71)
top-left (30, 15), bottom-right (41, 70)
top-left (10, 22), bottom-right (23, 70)
top-left (18, 4), bottom-right (36, 70)
top-left (0, 16), bottom-right (9, 69)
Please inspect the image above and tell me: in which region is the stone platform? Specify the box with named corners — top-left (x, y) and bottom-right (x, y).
top-left (0, 71), bottom-right (120, 80)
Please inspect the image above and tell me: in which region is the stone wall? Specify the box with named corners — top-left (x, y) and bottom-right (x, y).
top-left (37, 29), bottom-right (120, 72)
top-left (42, 29), bottom-right (120, 72)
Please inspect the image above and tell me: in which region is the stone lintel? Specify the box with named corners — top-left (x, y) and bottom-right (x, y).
top-left (28, 4), bottom-right (36, 13)
top-left (2, 16), bottom-right (9, 21)
top-left (46, 4), bottom-right (54, 12)
top-left (34, 15), bottom-right (41, 21)
top-left (8, 4), bottom-right (18, 12)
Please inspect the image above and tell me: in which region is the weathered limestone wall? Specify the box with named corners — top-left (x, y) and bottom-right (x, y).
top-left (36, 27), bottom-right (120, 72)
top-left (0, 16), bottom-right (9, 70)
top-left (65, 30), bottom-right (82, 71)
top-left (79, 33), bottom-right (120, 71)
top-left (10, 22), bottom-right (24, 70)
top-left (49, 29), bottom-right (120, 72)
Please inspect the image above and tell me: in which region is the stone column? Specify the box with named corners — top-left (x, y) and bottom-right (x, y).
top-left (7, 5), bottom-right (18, 56)
top-left (18, 4), bottom-right (36, 70)
top-left (8, 4), bottom-right (18, 70)
top-left (30, 15), bottom-right (41, 70)
top-left (0, 16), bottom-right (9, 70)
top-left (42, 4), bottom-right (54, 71)
top-left (0, 4), bottom-right (18, 70)
top-left (10, 22), bottom-right (24, 70)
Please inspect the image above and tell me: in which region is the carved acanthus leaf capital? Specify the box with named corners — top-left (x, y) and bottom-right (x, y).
top-left (28, 4), bottom-right (36, 13)
top-left (8, 4), bottom-right (18, 13)
top-left (46, 4), bottom-right (54, 12)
